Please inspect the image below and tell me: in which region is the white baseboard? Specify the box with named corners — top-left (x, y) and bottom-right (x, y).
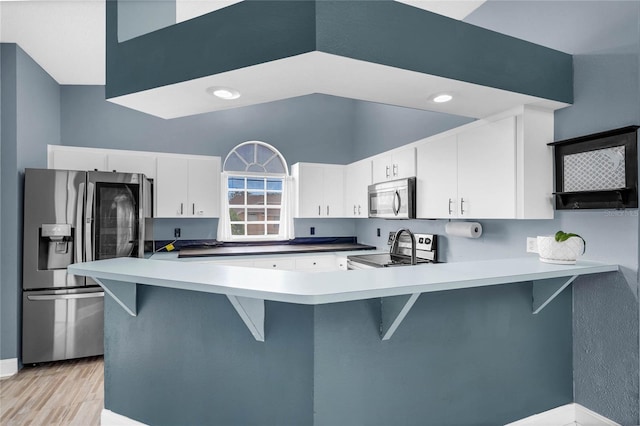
top-left (0, 358), bottom-right (18, 378)
top-left (506, 403), bottom-right (620, 426)
top-left (101, 409), bottom-right (148, 426)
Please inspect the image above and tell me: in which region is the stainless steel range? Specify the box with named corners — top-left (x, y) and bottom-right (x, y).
top-left (347, 230), bottom-right (437, 269)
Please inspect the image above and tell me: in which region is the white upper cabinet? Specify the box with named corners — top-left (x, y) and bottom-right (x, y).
top-left (292, 163), bottom-right (345, 218)
top-left (48, 146), bottom-right (108, 171)
top-left (344, 159), bottom-right (371, 218)
top-left (372, 146), bottom-right (416, 183)
top-left (416, 135), bottom-right (458, 218)
top-left (187, 157), bottom-right (220, 217)
top-left (49, 145), bottom-right (157, 178)
top-left (107, 152), bottom-right (157, 179)
top-left (416, 107), bottom-right (554, 220)
top-left (156, 155), bottom-right (221, 218)
top-left (457, 116), bottom-right (517, 219)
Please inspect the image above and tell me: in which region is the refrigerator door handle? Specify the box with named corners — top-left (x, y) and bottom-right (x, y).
top-left (75, 182), bottom-right (85, 264)
top-left (85, 181), bottom-right (95, 262)
top-left (27, 292), bottom-right (105, 301)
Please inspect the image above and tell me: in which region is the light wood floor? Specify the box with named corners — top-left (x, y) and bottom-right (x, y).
top-left (0, 356), bottom-right (103, 426)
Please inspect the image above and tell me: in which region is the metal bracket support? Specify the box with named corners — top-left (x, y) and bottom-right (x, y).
top-left (95, 278), bottom-right (137, 316)
top-left (227, 296), bottom-right (265, 342)
top-left (94, 279), bottom-right (264, 341)
top-left (532, 275), bottom-right (578, 314)
top-left (380, 293), bottom-right (420, 341)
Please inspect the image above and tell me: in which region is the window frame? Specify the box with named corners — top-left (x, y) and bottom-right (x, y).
top-left (221, 141), bottom-right (290, 242)
top-left (226, 172), bottom-right (286, 241)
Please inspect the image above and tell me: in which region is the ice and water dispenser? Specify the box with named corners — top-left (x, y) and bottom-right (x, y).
top-left (38, 223), bottom-right (74, 271)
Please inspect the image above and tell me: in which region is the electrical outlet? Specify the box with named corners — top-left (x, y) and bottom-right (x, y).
top-left (377, 228), bottom-right (381, 237)
top-left (310, 227), bottom-right (315, 235)
top-left (526, 237), bottom-right (538, 253)
top-left (174, 228), bottom-right (181, 238)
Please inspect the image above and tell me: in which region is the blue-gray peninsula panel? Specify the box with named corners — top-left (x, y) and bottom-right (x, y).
top-left (103, 282), bottom-right (572, 425)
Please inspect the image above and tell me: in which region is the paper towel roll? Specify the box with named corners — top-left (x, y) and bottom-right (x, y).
top-left (445, 222), bottom-right (482, 238)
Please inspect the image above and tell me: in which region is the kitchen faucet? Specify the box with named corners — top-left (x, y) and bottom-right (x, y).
top-left (392, 228), bottom-right (417, 265)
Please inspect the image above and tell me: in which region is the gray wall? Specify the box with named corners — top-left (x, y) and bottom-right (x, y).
top-left (117, 0), bottom-right (176, 42)
top-left (0, 44), bottom-right (60, 361)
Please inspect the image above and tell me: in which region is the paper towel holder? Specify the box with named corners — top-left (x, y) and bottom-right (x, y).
top-left (445, 221), bottom-right (483, 239)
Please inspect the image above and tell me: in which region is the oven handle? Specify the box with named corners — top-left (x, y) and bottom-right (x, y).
top-left (347, 259), bottom-right (377, 270)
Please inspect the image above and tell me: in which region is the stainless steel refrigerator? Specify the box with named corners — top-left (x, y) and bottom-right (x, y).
top-left (22, 168), bottom-right (152, 364)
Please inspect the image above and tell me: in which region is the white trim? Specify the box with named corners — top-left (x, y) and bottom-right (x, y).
top-left (505, 403), bottom-right (620, 426)
top-left (101, 409), bottom-right (148, 426)
top-left (574, 404), bottom-right (621, 426)
top-left (0, 358), bottom-right (18, 378)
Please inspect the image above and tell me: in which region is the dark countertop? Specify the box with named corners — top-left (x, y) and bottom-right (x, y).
top-left (178, 243), bottom-right (375, 258)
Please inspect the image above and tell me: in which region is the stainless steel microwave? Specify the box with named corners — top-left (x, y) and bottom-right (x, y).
top-left (368, 177), bottom-right (416, 219)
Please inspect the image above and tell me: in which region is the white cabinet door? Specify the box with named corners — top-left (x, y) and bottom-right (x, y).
top-left (371, 147), bottom-right (416, 183)
top-left (392, 147), bottom-right (416, 180)
top-left (50, 149), bottom-right (107, 171)
top-left (371, 154), bottom-right (393, 183)
top-left (323, 166), bottom-right (344, 218)
top-left (416, 135), bottom-right (458, 218)
top-left (253, 258), bottom-right (295, 270)
top-left (156, 157), bottom-right (189, 217)
top-left (293, 163), bottom-right (345, 218)
top-left (457, 116), bottom-right (517, 219)
top-left (294, 255), bottom-right (336, 272)
top-left (188, 157), bottom-right (220, 218)
top-left (294, 163), bottom-right (325, 217)
top-left (344, 159), bottom-right (371, 217)
top-left (156, 155), bottom-right (220, 218)
top-left (107, 153), bottom-right (157, 179)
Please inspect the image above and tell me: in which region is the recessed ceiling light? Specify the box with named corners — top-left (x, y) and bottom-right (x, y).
top-left (207, 87), bottom-right (241, 100)
top-left (432, 93), bottom-right (453, 103)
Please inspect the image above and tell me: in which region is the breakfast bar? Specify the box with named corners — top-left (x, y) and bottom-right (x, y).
top-left (69, 257), bottom-right (618, 425)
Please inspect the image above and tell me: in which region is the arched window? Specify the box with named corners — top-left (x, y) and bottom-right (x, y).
top-left (218, 141), bottom-right (293, 241)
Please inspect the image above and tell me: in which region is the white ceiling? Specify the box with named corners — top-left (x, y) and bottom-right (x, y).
top-left (109, 51), bottom-right (567, 119)
top-left (0, 0), bottom-right (105, 85)
top-left (0, 0), bottom-right (485, 86)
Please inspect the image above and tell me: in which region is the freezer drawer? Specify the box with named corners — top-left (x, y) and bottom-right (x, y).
top-left (22, 287), bottom-right (104, 364)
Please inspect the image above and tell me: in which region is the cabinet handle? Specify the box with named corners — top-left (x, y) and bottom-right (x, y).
top-left (358, 205), bottom-right (361, 215)
top-left (448, 198), bottom-right (453, 215)
top-left (327, 205), bottom-right (330, 216)
top-left (385, 165), bottom-right (390, 179)
top-left (180, 203), bottom-right (184, 215)
top-left (353, 205), bottom-right (356, 215)
top-left (318, 205), bottom-right (321, 216)
top-left (192, 203), bottom-right (195, 215)
top-left (460, 198), bottom-right (465, 215)
top-left (393, 164), bottom-right (398, 177)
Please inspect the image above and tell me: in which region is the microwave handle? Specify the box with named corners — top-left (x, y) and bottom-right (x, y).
top-left (393, 190), bottom-right (401, 216)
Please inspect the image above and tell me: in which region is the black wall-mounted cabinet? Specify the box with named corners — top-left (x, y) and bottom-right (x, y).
top-left (548, 126), bottom-right (639, 210)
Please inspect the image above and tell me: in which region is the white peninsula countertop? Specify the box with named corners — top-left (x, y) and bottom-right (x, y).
top-left (69, 256), bottom-right (618, 341)
top-left (69, 256), bottom-right (617, 305)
